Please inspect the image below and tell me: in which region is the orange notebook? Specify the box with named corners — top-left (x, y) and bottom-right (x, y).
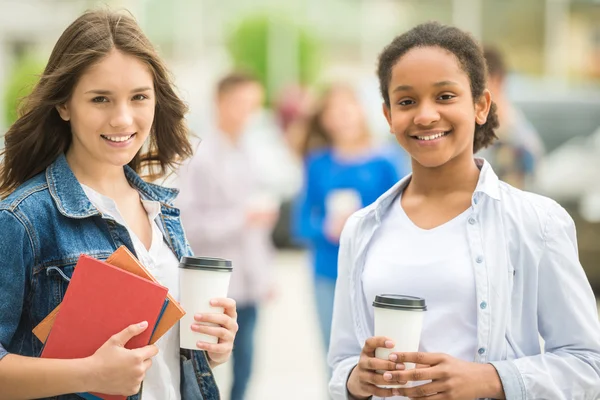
top-left (33, 246), bottom-right (186, 344)
top-left (40, 254), bottom-right (169, 400)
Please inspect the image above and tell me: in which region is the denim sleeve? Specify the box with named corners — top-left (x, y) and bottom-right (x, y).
top-left (0, 209), bottom-right (34, 361)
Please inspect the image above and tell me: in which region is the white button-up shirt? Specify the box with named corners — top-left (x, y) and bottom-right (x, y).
top-left (328, 159), bottom-right (600, 400)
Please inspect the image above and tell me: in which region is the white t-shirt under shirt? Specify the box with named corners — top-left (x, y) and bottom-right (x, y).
top-left (362, 192), bottom-right (478, 399)
top-left (81, 184), bottom-right (181, 400)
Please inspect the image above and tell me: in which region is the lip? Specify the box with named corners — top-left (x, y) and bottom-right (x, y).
top-left (409, 129), bottom-right (452, 145)
top-left (101, 132), bottom-right (137, 148)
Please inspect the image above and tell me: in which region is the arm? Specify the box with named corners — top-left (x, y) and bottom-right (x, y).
top-left (0, 210), bottom-right (89, 398)
top-left (327, 216), bottom-right (363, 399)
top-left (490, 203), bottom-right (600, 400)
top-left (292, 158), bottom-right (327, 243)
top-left (176, 150), bottom-right (246, 245)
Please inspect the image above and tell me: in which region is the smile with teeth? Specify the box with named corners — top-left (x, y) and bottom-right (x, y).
top-left (414, 131), bottom-right (450, 141)
top-left (101, 134), bottom-right (135, 142)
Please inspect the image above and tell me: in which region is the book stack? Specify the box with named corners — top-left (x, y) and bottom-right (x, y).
top-left (34, 246), bottom-right (185, 400)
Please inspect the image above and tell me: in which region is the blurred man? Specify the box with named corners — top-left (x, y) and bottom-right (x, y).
top-left (176, 72), bottom-right (278, 400)
top-left (480, 46), bottom-right (545, 189)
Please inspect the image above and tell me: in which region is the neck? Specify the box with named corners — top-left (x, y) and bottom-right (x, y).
top-left (407, 152), bottom-right (480, 198)
top-left (65, 148), bottom-right (131, 199)
top-left (217, 119), bottom-right (242, 145)
top-left (333, 134), bottom-right (371, 157)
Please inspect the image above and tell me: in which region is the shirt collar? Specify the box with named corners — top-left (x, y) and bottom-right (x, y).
top-left (373, 157), bottom-right (501, 223)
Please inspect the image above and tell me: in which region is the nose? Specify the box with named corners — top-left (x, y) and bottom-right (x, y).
top-left (413, 100), bottom-right (440, 126)
top-left (109, 102), bottom-right (134, 129)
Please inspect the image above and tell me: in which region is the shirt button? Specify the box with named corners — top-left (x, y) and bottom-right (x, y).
top-left (476, 256), bottom-right (484, 264)
top-left (478, 347), bottom-right (486, 355)
top-left (468, 217), bottom-right (477, 225)
top-left (473, 197), bottom-right (478, 205)
top-left (480, 301), bottom-right (487, 309)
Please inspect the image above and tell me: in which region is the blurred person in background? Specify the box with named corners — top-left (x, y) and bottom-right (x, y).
top-left (478, 46), bottom-right (545, 190)
top-left (176, 72), bottom-right (278, 400)
top-left (292, 84), bottom-right (400, 366)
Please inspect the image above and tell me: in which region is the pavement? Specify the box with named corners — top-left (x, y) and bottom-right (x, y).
top-left (213, 250), bottom-right (600, 400)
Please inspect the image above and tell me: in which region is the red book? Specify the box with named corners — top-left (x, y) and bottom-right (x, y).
top-left (41, 254), bottom-right (169, 400)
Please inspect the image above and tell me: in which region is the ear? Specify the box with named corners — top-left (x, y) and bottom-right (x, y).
top-left (56, 103), bottom-right (70, 122)
top-left (475, 89), bottom-right (492, 125)
top-left (382, 102), bottom-right (393, 133)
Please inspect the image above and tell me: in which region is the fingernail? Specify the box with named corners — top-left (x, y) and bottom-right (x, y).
top-left (385, 340), bottom-right (394, 348)
top-left (389, 353), bottom-right (397, 361)
top-left (196, 341), bottom-right (206, 348)
top-left (138, 321), bottom-right (148, 328)
top-left (396, 363), bottom-right (405, 370)
top-left (383, 372), bottom-right (392, 381)
top-left (210, 299), bottom-right (217, 305)
top-left (392, 390), bottom-right (400, 396)
top-left (195, 314), bottom-right (203, 320)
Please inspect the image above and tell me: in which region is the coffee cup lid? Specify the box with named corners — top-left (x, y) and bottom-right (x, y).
top-left (373, 295), bottom-right (427, 311)
top-left (179, 256), bottom-right (232, 272)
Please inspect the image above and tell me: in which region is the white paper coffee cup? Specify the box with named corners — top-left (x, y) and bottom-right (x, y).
top-left (179, 257), bottom-right (232, 350)
top-left (373, 294), bottom-right (427, 389)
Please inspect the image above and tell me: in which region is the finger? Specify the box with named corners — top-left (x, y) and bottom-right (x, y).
top-left (359, 382), bottom-right (402, 399)
top-left (400, 381), bottom-right (446, 399)
top-left (360, 369), bottom-right (406, 387)
top-left (111, 321), bottom-right (149, 346)
top-left (383, 366), bottom-right (441, 384)
top-left (191, 324), bottom-right (234, 342)
top-left (360, 356), bottom-right (404, 373)
top-left (194, 313), bottom-right (238, 332)
top-left (363, 337), bottom-right (394, 356)
top-left (196, 341), bottom-right (232, 354)
top-left (142, 358), bottom-right (153, 372)
top-left (210, 298), bottom-right (237, 318)
top-left (389, 352), bottom-right (446, 365)
top-left (409, 393), bottom-right (447, 400)
top-left (134, 344), bottom-right (159, 360)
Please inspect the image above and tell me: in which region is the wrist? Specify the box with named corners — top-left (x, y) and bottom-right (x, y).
top-left (75, 357), bottom-right (98, 393)
top-left (346, 366), bottom-right (370, 400)
top-left (479, 363), bottom-right (505, 399)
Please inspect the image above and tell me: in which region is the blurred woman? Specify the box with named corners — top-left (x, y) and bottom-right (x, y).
top-left (293, 85), bottom-right (400, 356)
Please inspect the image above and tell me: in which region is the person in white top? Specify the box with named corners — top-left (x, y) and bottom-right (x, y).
top-left (331, 22), bottom-right (600, 400)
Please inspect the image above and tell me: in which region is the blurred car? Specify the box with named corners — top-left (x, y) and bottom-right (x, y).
top-left (516, 91), bottom-right (600, 294)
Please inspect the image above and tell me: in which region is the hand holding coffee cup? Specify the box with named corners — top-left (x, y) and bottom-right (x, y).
top-left (346, 336), bottom-right (407, 399)
top-left (373, 295), bottom-right (427, 389)
top-left (191, 297), bottom-right (238, 367)
top-left (179, 257), bottom-right (233, 350)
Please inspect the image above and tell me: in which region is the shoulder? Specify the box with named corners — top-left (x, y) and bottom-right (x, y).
top-left (0, 173), bottom-right (53, 214)
top-left (497, 181), bottom-right (572, 238)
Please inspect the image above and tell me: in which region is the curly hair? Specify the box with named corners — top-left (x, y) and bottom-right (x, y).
top-left (0, 9), bottom-right (192, 198)
top-left (377, 22), bottom-right (499, 153)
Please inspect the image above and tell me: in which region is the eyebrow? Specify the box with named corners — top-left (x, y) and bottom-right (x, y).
top-left (392, 81), bottom-right (460, 93)
top-left (84, 87), bottom-right (153, 95)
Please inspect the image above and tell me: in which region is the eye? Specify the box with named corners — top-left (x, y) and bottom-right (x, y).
top-left (132, 94), bottom-right (149, 101)
top-left (398, 99), bottom-right (415, 106)
top-left (92, 96), bottom-right (108, 103)
top-left (438, 94), bottom-right (456, 101)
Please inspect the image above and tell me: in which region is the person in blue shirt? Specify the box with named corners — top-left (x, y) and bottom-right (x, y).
top-left (0, 10), bottom-right (237, 400)
top-left (329, 22), bottom-right (600, 400)
top-left (293, 84), bottom-right (400, 357)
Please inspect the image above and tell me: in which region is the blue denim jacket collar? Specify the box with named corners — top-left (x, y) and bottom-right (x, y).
top-left (46, 154), bottom-right (180, 219)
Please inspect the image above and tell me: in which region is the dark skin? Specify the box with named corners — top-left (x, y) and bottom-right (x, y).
top-left (347, 46), bottom-right (505, 400)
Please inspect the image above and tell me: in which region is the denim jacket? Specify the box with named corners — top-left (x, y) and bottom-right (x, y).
top-left (0, 154), bottom-right (220, 400)
top-left (328, 159), bottom-right (600, 400)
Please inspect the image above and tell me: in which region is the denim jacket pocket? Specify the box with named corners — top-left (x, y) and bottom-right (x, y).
top-left (180, 354), bottom-right (205, 400)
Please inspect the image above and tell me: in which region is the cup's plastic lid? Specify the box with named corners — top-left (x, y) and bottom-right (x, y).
top-left (373, 294), bottom-right (427, 311)
top-left (179, 256), bottom-right (232, 271)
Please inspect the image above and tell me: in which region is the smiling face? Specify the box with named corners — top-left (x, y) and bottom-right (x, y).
top-left (57, 49), bottom-right (156, 169)
top-left (383, 46), bottom-right (490, 169)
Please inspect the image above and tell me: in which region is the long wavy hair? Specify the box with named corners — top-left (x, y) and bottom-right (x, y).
top-left (0, 9), bottom-right (192, 198)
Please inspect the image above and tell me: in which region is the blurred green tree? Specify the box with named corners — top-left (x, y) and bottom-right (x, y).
top-left (4, 57), bottom-right (44, 126)
top-left (226, 14), bottom-right (321, 105)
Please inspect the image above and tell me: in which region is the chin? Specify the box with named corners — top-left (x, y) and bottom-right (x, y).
top-left (412, 154), bottom-right (454, 169)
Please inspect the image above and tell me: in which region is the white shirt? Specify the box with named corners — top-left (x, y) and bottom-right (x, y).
top-left (328, 159), bottom-right (600, 400)
top-left (362, 192), bottom-right (477, 399)
top-left (81, 184), bottom-right (182, 400)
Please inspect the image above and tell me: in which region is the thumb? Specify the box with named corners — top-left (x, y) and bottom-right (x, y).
top-left (111, 321), bottom-right (148, 346)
